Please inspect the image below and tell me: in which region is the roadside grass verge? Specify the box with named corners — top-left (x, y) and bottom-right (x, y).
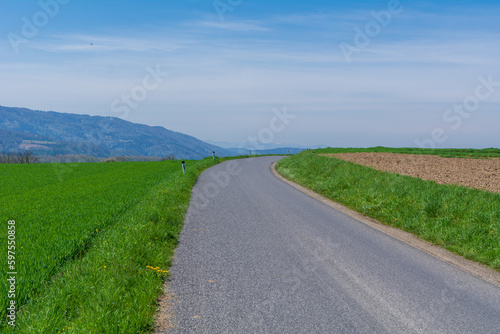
top-left (276, 152), bottom-right (500, 272)
top-left (314, 147), bottom-right (500, 158)
top-left (1, 157), bottom-right (223, 333)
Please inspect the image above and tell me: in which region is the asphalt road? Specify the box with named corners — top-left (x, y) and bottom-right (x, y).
top-left (164, 156), bottom-right (500, 334)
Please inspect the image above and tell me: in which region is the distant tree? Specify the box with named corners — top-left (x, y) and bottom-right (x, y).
top-left (101, 158), bottom-right (119, 162)
top-left (0, 152), bottom-right (17, 164)
top-left (16, 150), bottom-right (39, 164)
top-left (161, 154), bottom-right (176, 161)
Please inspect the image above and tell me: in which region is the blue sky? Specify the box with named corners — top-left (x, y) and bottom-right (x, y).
top-left (1, 0), bottom-right (499, 148)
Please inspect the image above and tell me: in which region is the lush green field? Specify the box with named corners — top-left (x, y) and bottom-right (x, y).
top-left (276, 151), bottom-right (500, 272)
top-left (313, 146), bottom-right (500, 158)
top-left (0, 158), bottom-right (221, 333)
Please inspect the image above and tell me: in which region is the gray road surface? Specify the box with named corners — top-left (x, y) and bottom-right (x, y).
top-left (164, 156), bottom-right (500, 334)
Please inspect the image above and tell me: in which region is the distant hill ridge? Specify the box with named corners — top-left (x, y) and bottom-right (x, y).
top-left (0, 106), bottom-right (231, 160)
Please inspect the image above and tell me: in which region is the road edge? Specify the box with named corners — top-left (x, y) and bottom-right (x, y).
top-left (271, 161), bottom-right (500, 288)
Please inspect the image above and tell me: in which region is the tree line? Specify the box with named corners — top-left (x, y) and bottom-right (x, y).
top-left (0, 151), bottom-right (178, 164)
top-left (0, 151), bottom-right (39, 164)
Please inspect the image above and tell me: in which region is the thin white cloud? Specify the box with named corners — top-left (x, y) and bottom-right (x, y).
top-left (273, 12), bottom-right (370, 25)
top-left (196, 20), bottom-right (270, 32)
top-left (27, 33), bottom-right (193, 53)
top-left (353, 37), bottom-right (500, 66)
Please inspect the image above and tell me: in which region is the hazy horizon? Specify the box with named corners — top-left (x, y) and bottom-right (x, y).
top-left (1, 0), bottom-right (499, 149)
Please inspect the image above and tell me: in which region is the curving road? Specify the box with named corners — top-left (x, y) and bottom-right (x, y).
top-left (164, 156), bottom-right (500, 334)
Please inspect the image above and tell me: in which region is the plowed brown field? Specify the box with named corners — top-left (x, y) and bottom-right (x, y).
top-left (322, 152), bottom-right (500, 193)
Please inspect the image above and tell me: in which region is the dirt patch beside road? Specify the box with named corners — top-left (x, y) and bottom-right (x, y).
top-left (322, 152), bottom-right (500, 193)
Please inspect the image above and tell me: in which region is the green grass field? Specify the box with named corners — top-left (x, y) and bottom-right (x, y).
top-left (313, 146), bottom-right (500, 158)
top-left (0, 158), bottom-right (222, 333)
top-left (276, 150), bottom-right (500, 272)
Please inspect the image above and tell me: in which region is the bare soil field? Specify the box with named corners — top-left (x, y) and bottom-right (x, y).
top-left (322, 152), bottom-right (500, 193)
